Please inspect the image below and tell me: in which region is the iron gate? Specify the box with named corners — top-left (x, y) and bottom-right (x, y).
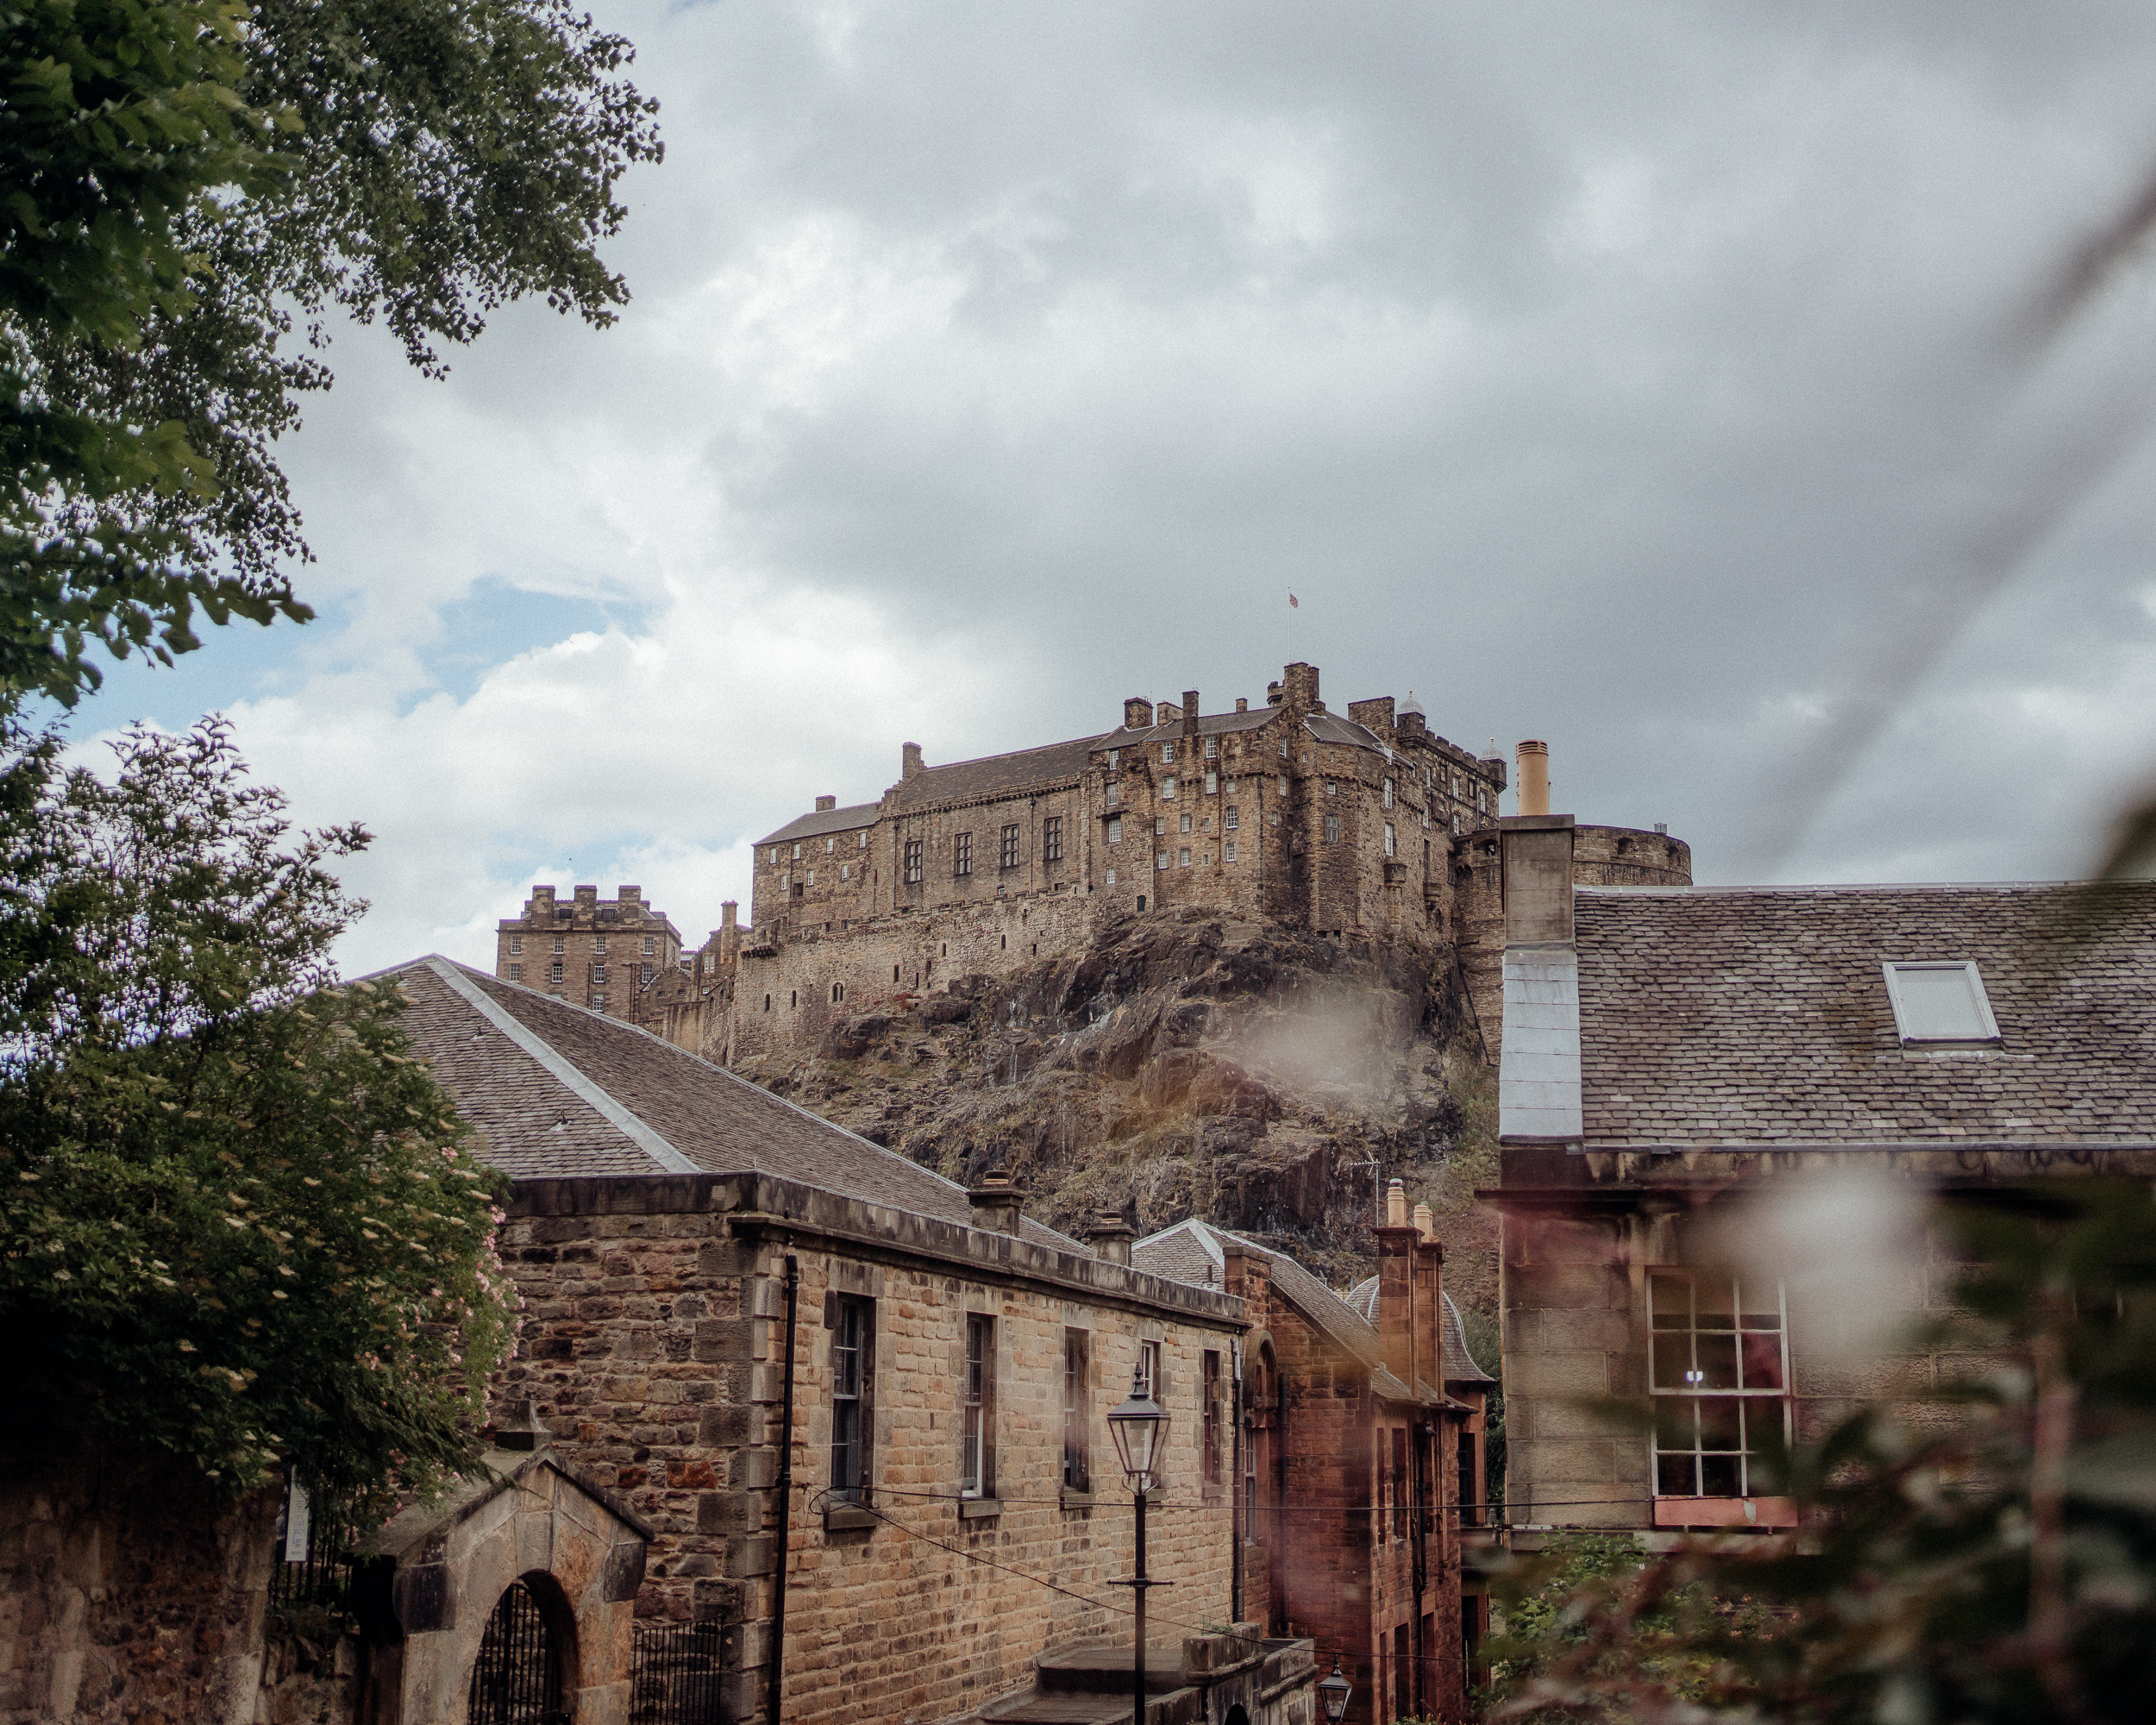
top-left (468, 1579), bottom-right (567, 1725)
top-left (629, 1621), bottom-right (726, 1725)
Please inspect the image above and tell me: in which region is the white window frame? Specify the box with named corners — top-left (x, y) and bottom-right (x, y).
top-left (1647, 1269), bottom-right (1790, 1502)
top-left (1881, 961), bottom-right (2002, 1046)
top-left (1106, 816), bottom-right (1122, 844)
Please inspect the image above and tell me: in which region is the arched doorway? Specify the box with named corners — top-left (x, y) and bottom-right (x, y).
top-left (468, 1576), bottom-right (568, 1724)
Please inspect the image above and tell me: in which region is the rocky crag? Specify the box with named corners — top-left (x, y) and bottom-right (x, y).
top-left (735, 908), bottom-right (1499, 1309)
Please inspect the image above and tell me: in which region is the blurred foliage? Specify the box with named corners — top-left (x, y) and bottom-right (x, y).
top-left (1484, 1180), bottom-right (2156, 1723)
top-left (0, 717), bottom-right (511, 1514)
top-left (2, 0), bottom-right (661, 708)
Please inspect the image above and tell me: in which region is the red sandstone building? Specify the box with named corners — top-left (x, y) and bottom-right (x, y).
top-left (1134, 1203), bottom-right (1493, 1723)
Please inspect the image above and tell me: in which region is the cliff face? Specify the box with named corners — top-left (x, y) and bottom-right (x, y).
top-left (735, 907), bottom-right (1498, 1305)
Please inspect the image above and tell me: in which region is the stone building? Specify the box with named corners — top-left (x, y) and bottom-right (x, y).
top-left (1482, 818), bottom-right (2156, 1545)
top-left (1134, 1200), bottom-right (1492, 1724)
top-left (493, 882), bottom-right (685, 1022)
top-left (386, 956), bottom-right (1315, 1725)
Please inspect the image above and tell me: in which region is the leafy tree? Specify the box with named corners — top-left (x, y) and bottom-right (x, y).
top-left (3, 0), bottom-right (661, 708)
top-left (1488, 1181), bottom-right (2156, 1723)
top-left (0, 717), bottom-right (511, 1512)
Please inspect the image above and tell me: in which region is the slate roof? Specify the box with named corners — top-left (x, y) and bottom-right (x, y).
top-left (381, 957), bottom-right (1081, 1250)
top-left (755, 801), bottom-right (881, 846)
top-left (1573, 882), bottom-right (2156, 1149)
top-left (1345, 1280), bottom-right (1497, 1386)
top-left (1303, 711), bottom-right (1390, 755)
top-left (1132, 1219), bottom-right (1383, 1374)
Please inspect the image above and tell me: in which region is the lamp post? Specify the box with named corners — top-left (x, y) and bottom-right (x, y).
top-left (1317, 1654), bottom-right (1353, 1722)
top-left (1107, 1360), bottom-right (1170, 1725)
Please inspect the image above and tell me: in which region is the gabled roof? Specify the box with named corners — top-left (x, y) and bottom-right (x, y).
top-left (1346, 1280), bottom-right (1496, 1386)
top-left (1573, 881), bottom-right (2156, 1149)
top-left (1132, 1218), bottom-right (1382, 1374)
top-left (1303, 711), bottom-right (1390, 756)
top-left (382, 957), bottom-right (1081, 1251)
top-left (755, 801), bottom-right (881, 846)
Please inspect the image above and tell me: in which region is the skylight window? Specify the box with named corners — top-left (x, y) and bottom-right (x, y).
top-left (1883, 962), bottom-right (2001, 1047)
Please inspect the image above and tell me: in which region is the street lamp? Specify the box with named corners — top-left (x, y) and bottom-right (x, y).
top-left (1107, 1360), bottom-right (1171, 1725)
top-left (1317, 1654), bottom-right (1353, 1722)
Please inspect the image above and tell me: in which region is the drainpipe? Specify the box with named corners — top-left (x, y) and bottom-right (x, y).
top-left (767, 1256), bottom-right (799, 1725)
top-left (1230, 1341), bottom-right (1244, 1624)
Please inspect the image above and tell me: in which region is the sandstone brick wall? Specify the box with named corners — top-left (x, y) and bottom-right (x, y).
top-left (0, 1441), bottom-right (279, 1725)
top-left (494, 1176), bottom-right (1244, 1725)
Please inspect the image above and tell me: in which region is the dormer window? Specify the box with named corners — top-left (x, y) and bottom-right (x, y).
top-left (1883, 962), bottom-right (2001, 1047)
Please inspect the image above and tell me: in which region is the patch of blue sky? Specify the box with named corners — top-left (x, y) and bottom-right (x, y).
top-left (411, 580), bottom-right (642, 708)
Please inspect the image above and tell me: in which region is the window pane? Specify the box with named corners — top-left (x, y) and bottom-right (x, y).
top-left (1651, 1334), bottom-right (1694, 1391)
top-left (1741, 1331), bottom-right (1785, 1391)
top-left (1649, 1271), bottom-right (1689, 1328)
top-left (1657, 1454), bottom-right (1697, 1496)
top-left (1695, 1272), bottom-right (1736, 1329)
top-left (1696, 1333), bottom-right (1740, 1389)
top-left (1697, 1398), bottom-right (1743, 1449)
top-left (1700, 1454), bottom-right (1742, 1496)
top-left (1653, 1397), bottom-right (1695, 1447)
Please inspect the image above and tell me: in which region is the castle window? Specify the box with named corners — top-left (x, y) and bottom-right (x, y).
top-left (510, 935), bottom-right (523, 956)
top-left (1276, 775), bottom-right (1288, 796)
top-left (1180, 812), bottom-right (1192, 833)
top-left (1278, 739), bottom-right (1288, 757)
top-left (893, 965), bottom-right (900, 982)
top-left (1325, 814), bottom-right (1340, 844)
top-left (1106, 868), bottom-right (1117, 884)
top-left (1106, 781), bottom-right (1120, 807)
top-left (553, 937), bottom-right (565, 955)
top-left (764, 994), bottom-right (772, 1011)
top-left (508, 963), bottom-right (523, 982)
top-left (839, 864), bottom-right (849, 881)
top-left (1000, 825), bottom-right (1020, 869)
top-left (1452, 812), bottom-right (1463, 835)
top-left (768, 847), bottom-right (779, 864)
top-left (826, 836), bottom-right (836, 854)
top-left (1156, 851), bottom-right (1169, 871)
top-left (831, 1295), bottom-right (874, 1504)
top-left (1326, 780), bottom-right (1337, 798)
top-left (1384, 823), bottom-right (1396, 856)
top-left (595, 935), bottom-right (607, 956)
top-left (1154, 817), bottom-right (1165, 836)
top-left (1162, 742), bottom-right (1175, 765)
top-left (793, 843), bottom-right (802, 860)
top-left (1044, 816), bottom-right (1063, 862)
top-left (1178, 848), bottom-right (1191, 867)
top-left (1222, 775), bottom-right (1234, 794)
top-left (1225, 807), bottom-right (1239, 831)
top-left (1225, 842), bottom-right (1237, 862)
top-left (591, 994), bottom-right (605, 1010)
top-left (642, 936), bottom-right (655, 956)
top-left (1106, 816), bottom-right (1122, 844)
top-left (592, 963), bottom-right (607, 984)
top-left (832, 982), bottom-right (844, 1002)
top-left (1162, 776), bottom-right (1177, 800)
top-left (1136, 894), bottom-right (1145, 911)
top-left (549, 963), bottom-right (563, 984)
top-left (642, 963), bottom-right (654, 984)
top-left (791, 989), bottom-right (798, 1007)
top-left (1107, 748), bottom-right (1119, 768)
top-left (1205, 772), bottom-right (1218, 795)
top-left (858, 831), bottom-right (868, 848)
top-left (805, 870), bottom-right (814, 886)
top-left (954, 832), bottom-right (973, 876)
top-left (1383, 779), bottom-right (1395, 808)
top-left (1205, 737), bottom-right (1218, 760)
top-left (780, 872), bottom-right (790, 888)
top-left (904, 840), bottom-right (924, 884)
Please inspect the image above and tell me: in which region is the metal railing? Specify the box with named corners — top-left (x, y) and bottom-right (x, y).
top-left (630, 1621), bottom-right (726, 1725)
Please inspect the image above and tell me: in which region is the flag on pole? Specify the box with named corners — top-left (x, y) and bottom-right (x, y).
top-left (1288, 592), bottom-right (1299, 608)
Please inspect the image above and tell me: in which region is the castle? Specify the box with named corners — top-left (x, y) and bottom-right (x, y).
top-left (490, 661), bottom-right (1692, 1063)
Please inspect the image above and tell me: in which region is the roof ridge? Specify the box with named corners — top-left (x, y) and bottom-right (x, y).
top-left (423, 958), bottom-right (699, 1176)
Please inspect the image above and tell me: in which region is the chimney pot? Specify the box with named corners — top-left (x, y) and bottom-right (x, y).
top-left (1085, 1213), bottom-right (1135, 1266)
top-left (1386, 1177), bottom-right (1408, 1227)
top-left (967, 1169), bottom-right (1025, 1237)
top-left (1516, 740), bottom-right (1550, 818)
top-left (1413, 1201), bottom-right (1435, 1243)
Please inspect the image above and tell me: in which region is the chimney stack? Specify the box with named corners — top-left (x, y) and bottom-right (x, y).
top-left (1376, 1183), bottom-right (1420, 1383)
top-left (1516, 740), bottom-right (1550, 818)
top-left (902, 742), bottom-right (924, 780)
top-left (1125, 697), bottom-right (1155, 731)
top-left (1181, 691), bottom-right (1200, 737)
top-left (815, 794), bottom-right (837, 812)
top-left (967, 1169), bottom-right (1025, 1236)
top-left (1085, 1213), bottom-right (1135, 1265)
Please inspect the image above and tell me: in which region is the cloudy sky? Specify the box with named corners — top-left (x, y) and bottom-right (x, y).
top-left (59, 0), bottom-right (2156, 973)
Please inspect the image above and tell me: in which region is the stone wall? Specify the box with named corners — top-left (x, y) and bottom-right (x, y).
top-left (492, 1172), bottom-right (1245, 1725)
top-left (0, 1440), bottom-right (278, 1725)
